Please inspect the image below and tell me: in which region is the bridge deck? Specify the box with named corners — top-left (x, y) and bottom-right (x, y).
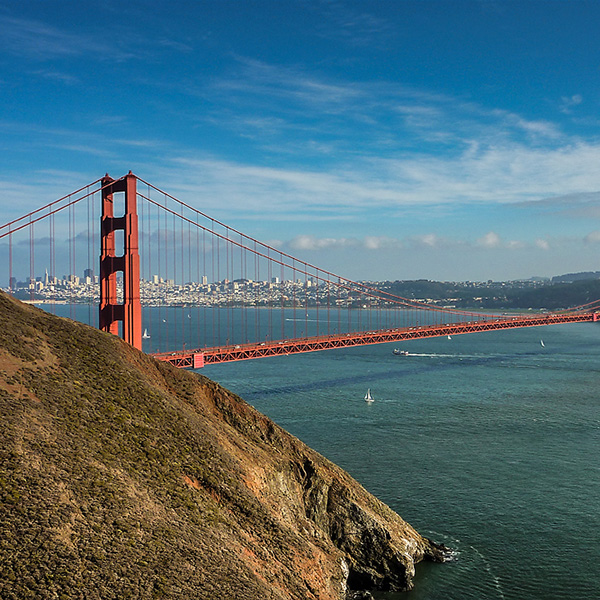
top-left (153, 312), bottom-right (597, 368)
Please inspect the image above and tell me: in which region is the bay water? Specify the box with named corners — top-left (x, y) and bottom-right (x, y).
top-left (202, 321), bottom-right (600, 600)
top-left (44, 305), bottom-right (600, 598)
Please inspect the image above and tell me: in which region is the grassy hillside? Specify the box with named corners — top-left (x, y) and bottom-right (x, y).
top-left (0, 292), bottom-right (446, 600)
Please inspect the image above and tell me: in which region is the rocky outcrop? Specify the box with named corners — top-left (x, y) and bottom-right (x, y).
top-left (0, 291), bottom-right (447, 599)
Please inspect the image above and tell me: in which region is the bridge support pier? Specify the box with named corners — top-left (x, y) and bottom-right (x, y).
top-left (99, 172), bottom-right (142, 350)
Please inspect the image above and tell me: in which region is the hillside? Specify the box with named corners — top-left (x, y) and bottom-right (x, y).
top-left (0, 291), bottom-right (447, 600)
top-left (381, 277), bottom-right (600, 309)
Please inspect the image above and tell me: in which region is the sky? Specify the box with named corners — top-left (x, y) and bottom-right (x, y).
top-left (2, 0), bottom-right (600, 282)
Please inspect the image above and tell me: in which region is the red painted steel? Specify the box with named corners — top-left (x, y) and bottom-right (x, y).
top-left (153, 311), bottom-right (598, 368)
top-left (99, 172), bottom-right (142, 350)
top-left (4, 173), bottom-right (600, 369)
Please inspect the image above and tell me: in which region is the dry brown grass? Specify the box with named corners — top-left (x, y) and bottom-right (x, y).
top-left (0, 291), bottom-right (445, 600)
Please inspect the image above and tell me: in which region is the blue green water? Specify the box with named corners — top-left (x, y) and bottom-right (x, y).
top-left (202, 322), bottom-right (600, 600)
top-left (42, 305), bottom-right (600, 598)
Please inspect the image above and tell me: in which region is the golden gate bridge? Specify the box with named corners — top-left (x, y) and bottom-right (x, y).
top-left (1, 172), bottom-right (598, 368)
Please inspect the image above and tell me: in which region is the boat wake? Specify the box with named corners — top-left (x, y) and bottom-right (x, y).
top-left (400, 352), bottom-right (481, 358)
top-left (284, 318), bottom-right (319, 322)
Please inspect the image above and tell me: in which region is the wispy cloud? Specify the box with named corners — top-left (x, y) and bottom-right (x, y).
top-left (559, 94), bottom-right (583, 114)
top-left (584, 231), bottom-right (600, 244)
top-left (289, 235), bottom-right (358, 250)
top-left (0, 15), bottom-right (133, 61)
top-left (153, 136), bottom-right (600, 222)
top-left (213, 57), bottom-right (366, 113)
top-left (0, 16), bottom-right (87, 59)
top-left (518, 191), bottom-right (600, 218)
top-left (32, 69), bottom-right (78, 84)
top-left (175, 57), bottom-right (576, 178)
top-left (0, 15), bottom-right (186, 63)
top-left (313, 0), bottom-right (394, 48)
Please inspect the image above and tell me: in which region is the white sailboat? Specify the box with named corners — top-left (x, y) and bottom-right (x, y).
top-left (540, 339), bottom-right (545, 347)
top-left (364, 388), bottom-right (374, 403)
top-left (142, 328), bottom-right (151, 339)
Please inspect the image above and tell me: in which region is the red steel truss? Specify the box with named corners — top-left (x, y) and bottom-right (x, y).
top-left (3, 172), bottom-right (598, 367)
top-left (153, 311), bottom-right (598, 368)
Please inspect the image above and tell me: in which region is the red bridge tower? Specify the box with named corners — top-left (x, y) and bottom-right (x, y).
top-left (99, 172), bottom-right (142, 350)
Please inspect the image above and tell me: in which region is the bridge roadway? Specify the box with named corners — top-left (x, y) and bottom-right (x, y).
top-left (153, 311), bottom-right (598, 368)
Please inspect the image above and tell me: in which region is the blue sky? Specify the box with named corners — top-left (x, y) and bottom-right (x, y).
top-left (2, 0), bottom-right (600, 281)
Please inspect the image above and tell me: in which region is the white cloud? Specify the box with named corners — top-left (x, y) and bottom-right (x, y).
top-left (289, 235), bottom-right (357, 251)
top-left (363, 236), bottom-right (402, 250)
top-left (413, 233), bottom-right (442, 248)
top-left (535, 239), bottom-right (550, 250)
top-left (584, 231), bottom-right (600, 244)
top-left (156, 138), bottom-right (600, 223)
top-left (477, 231), bottom-right (501, 248)
top-left (287, 235), bottom-right (402, 251)
top-left (475, 232), bottom-right (530, 250)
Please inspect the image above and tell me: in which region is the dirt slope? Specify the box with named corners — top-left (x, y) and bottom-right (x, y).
top-left (0, 292), bottom-right (446, 599)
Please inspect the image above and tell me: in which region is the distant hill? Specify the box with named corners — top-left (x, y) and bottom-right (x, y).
top-left (0, 292), bottom-right (446, 600)
top-left (381, 277), bottom-right (600, 310)
top-left (551, 271), bottom-right (600, 283)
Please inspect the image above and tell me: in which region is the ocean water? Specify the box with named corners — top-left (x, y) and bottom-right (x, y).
top-left (201, 322), bottom-right (600, 600)
top-left (41, 304), bottom-right (600, 598)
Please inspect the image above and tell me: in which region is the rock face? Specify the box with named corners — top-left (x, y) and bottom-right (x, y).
top-left (0, 291), bottom-right (447, 599)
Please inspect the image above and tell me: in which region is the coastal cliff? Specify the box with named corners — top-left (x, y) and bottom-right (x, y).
top-left (0, 291), bottom-right (447, 599)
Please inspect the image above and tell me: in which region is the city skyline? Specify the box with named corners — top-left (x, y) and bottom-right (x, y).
top-left (2, 1), bottom-right (600, 281)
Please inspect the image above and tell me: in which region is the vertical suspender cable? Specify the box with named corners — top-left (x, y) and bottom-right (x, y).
top-left (241, 232), bottom-right (246, 343)
top-left (218, 221), bottom-right (222, 346)
top-left (179, 205), bottom-right (184, 350)
top-left (49, 208), bottom-right (55, 314)
top-left (292, 259), bottom-right (297, 339)
top-left (91, 189), bottom-right (96, 326)
top-left (327, 273), bottom-right (331, 336)
top-left (188, 213), bottom-right (192, 349)
top-left (280, 252), bottom-right (285, 341)
top-left (87, 186), bottom-right (92, 325)
top-left (226, 228), bottom-right (230, 345)
top-left (211, 221), bottom-right (216, 347)
top-left (200, 221), bottom-right (205, 347)
top-left (163, 196), bottom-right (169, 348)
top-left (196, 214), bottom-right (201, 347)
top-left (267, 247), bottom-right (272, 341)
top-left (29, 216), bottom-right (34, 302)
top-left (315, 269), bottom-right (321, 336)
top-left (255, 242), bottom-right (259, 344)
top-left (8, 228), bottom-right (12, 294)
top-left (157, 199), bottom-right (162, 351)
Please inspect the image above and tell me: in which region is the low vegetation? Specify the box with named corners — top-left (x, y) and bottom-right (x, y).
top-left (0, 292), bottom-right (445, 599)
top-left (381, 276), bottom-right (600, 309)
